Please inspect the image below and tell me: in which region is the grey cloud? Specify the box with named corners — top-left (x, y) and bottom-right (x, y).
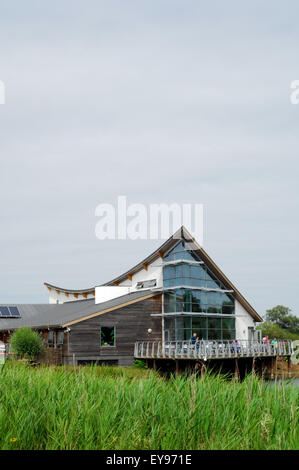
top-left (0, 0), bottom-right (298, 316)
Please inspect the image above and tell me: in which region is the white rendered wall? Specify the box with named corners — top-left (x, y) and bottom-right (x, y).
top-left (95, 286), bottom-right (131, 304)
top-left (235, 299), bottom-right (256, 340)
top-left (118, 259), bottom-right (163, 290)
top-left (48, 290), bottom-right (94, 304)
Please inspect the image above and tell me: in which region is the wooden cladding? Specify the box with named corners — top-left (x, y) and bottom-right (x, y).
top-left (63, 293), bottom-right (158, 327)
top-left (67, 295), bottom-right (163, 359)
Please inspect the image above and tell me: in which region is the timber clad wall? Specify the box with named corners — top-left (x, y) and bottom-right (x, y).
top-left (40, 346), bottom-right (63, 366)
top-left (64, 295), bottom-right (162, 366)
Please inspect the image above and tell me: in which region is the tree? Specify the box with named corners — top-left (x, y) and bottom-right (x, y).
top-left (10, 327), bottom-right (44, 360)
top-left (265, 305), bottom-right (299, 334)
top-left (257, 321), bottom-right (299, 341)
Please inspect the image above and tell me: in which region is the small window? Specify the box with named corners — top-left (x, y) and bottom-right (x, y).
top-left (100, 327), bottom-right (115, 347)
top-left (48, 330), bottom-right (54, 346)
top-left (57, 331), bottom-right (64, 345)
top-left (136, 279), bottom-right (157, 289)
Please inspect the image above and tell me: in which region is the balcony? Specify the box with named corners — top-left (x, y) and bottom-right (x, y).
top-left (134, 339), bottom-right (293, 360)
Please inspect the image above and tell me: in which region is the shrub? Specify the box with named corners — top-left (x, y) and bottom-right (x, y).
top-left (134, 359), bottom-right (146, 369)
top-left (10, 327), bottom-right (44, 360)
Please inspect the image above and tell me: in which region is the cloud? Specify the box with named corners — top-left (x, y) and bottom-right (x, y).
top-left (0, 0), bottom-right (298, 316)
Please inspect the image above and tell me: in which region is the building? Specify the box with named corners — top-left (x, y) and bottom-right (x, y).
top-left (0, 226), bottom-right (292, 370)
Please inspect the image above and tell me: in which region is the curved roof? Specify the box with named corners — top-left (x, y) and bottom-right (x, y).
top-left (44, 282), bottom-right (95, 295)
top-left (44, 226), bottom-right (262, 322)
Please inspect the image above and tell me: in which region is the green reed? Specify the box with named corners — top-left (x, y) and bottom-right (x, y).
top-left (0, 361), bottom-right (298, 450)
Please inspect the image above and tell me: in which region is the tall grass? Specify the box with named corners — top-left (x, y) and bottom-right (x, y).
top-left (0, 362), bottom-right (298, 450)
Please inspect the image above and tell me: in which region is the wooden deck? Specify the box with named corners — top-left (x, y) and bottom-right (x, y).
top-left (134, 339), bottom-right (293, 361)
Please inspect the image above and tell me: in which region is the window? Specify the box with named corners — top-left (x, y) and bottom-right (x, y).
top-left (57, 331), bottom-right (64, 345)
top-left (100, 327), bottom-right (115, 347)
top-left (164, 289), bottom-right (235, 314)
top-left (163, 261), bottom-right (229, 290)
top-left (163, 242), bottom-right (230, 292)
top-left (48, 330), bottom-right (54, 347)
top-left (163, 240), bottom-right (199, 263)
top-left (163, 315), bottom-right (236, 341)
top-left (136, 279), bottom-right (157, 289)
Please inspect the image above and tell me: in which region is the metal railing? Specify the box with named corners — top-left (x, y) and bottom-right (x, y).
top-left (134, 340), bottom-right (293, 360)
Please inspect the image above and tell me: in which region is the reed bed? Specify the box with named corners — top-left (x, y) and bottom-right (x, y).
top-left (0, 362), bottom-right (298, 450)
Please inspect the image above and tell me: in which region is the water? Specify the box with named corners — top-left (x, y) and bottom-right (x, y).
top-left (267, 377), bottom-right (299, 387)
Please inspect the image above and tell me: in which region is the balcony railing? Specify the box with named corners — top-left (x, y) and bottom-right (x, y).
top-left (134, 339), bottom-right (293, 360)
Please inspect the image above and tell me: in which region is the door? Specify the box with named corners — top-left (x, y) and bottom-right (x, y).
top-left (248, 327), bottom-right (255, 341)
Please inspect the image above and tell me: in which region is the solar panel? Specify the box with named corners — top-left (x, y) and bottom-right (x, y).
top-left (0, 306), bottom-right (21, 318)
top-left (0, 306), bottom-right (11, 317)
top-left (9, 306), bottom-right (21, 317)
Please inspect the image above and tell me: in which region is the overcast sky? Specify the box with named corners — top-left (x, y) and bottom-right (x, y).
top-left (0, 0), bottom-right (298, 317)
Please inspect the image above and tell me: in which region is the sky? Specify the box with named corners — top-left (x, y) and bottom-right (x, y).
top-left (0, 0), bottom-right (298, 317)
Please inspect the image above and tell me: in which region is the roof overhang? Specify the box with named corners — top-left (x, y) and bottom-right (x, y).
top-left (44, 283), bottom-right (95, 297)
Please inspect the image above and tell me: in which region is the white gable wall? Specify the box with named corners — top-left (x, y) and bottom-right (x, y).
top-left (118, 259), bottom-right (163, 291)
top-left (235, 299), bottom-right (256, 340)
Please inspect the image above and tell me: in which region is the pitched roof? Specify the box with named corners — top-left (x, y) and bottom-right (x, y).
top-left (0, 290), bottom-right (159, 331)
top-left (102, 226), bottom-right (262, 321)
top-left (42, 226), bottom-right (261, 323)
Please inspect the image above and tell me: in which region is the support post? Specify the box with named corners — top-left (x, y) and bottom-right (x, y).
top-left (201, 362), bottom-right (206, 379)
top-left (287, 356), bottom-right (291, 376)
top-left (252, 357), bottom-right (256, 375)
top-left (234, 358), bottom-right (240, 380)
top-left (153, 359), bottom-right (157, 371)
top-left (175, 359), bottom-right (180, 376)
top-left (261, 359), bottom-right (265, 379)
top-left (194, 361), bottom-right (200, 375)
top-left (145, 359), bottom-right (149, 369)
top-left (271, 357), bottom-right (275, 379)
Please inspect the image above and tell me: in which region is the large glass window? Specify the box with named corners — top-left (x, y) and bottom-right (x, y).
top-left (163, 261), bottom-right (229, 291)
top-left (163, 240), bottom-right (235, 341)
top-left (164, 289), bottom-right (234, 314)
top-left (163, 316), bottom-right (235, 341)
top-left (163, 240), bottom-right (199, 263)
top-left (163, 240), bottom-right (231, 293)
